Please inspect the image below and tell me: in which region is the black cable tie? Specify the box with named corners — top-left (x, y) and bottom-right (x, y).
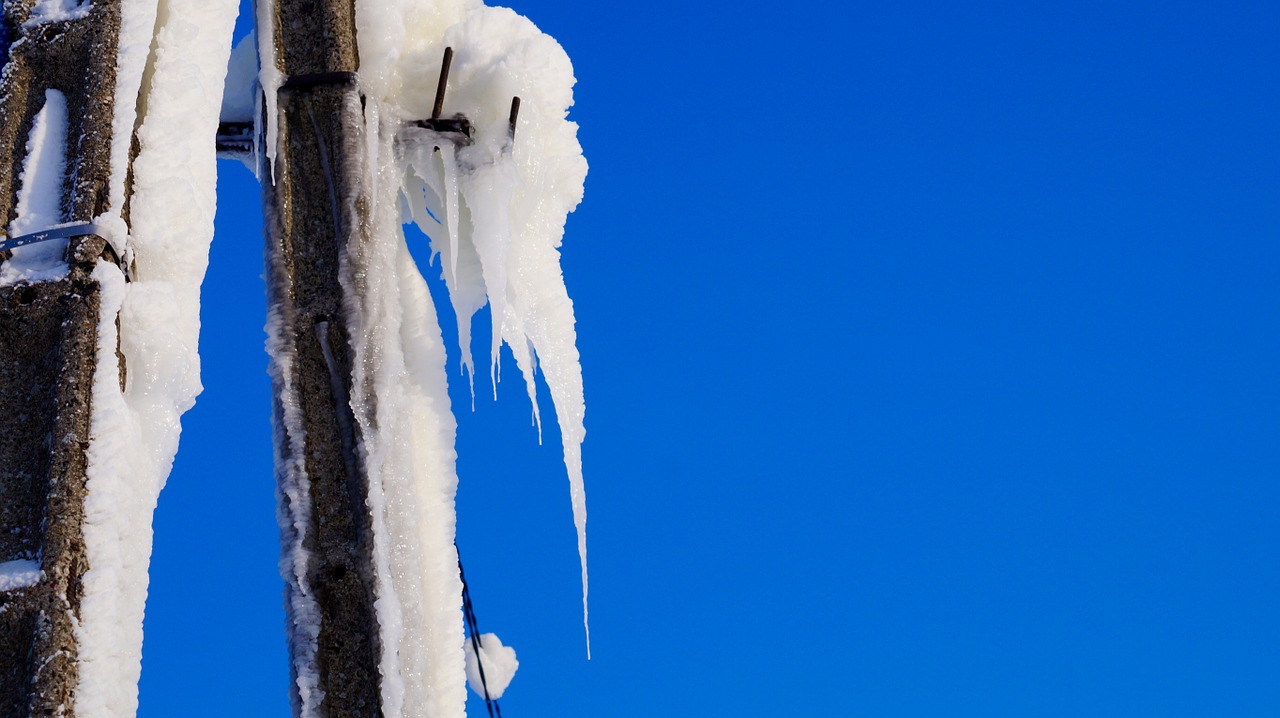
top-left (0, 222), bottom-right (107, 252)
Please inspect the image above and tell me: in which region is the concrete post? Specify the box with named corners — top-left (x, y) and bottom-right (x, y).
top-left (0, 3), bottom-right (125, 715)
top-left (259, 0), bottom-right (386, 715)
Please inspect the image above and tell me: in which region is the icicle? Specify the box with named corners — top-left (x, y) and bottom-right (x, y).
top-left (256, 0), bottom-right (283, 182)
top-left (439, 142), bottom-right (463, 291)
top-left (403, 137), bottom-right (484, 396)
top-left (458, 135), bottom-right (517, 394)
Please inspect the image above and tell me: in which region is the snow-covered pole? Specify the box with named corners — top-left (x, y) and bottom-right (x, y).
top-left (258, 0), bottom-right (388, 715)
top-left (0, 2), bottom-right (127, 715)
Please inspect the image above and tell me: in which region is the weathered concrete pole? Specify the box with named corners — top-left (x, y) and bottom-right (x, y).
top-left (0, 3), bottom-right (125, 715)
top-left (258, 0), bottom-right (385, 715)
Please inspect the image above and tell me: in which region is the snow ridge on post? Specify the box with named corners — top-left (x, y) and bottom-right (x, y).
top-left (76, 3), bottom-right (240, 716)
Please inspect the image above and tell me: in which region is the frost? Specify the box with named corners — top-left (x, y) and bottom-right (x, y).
top-left (24, 0), bottom-right (90, 27)
top-left (2, 89), bottom-right (68, 286)
top-left (0, 560), bottom-right (42, 591)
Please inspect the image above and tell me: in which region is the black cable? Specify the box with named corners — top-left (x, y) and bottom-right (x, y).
top-left (458, 550), bottom-right (503, 718)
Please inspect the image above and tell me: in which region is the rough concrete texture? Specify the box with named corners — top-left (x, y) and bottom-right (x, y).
top-left (0, 1), bottom-right (123, 715)
top-left (263, 1), bottom-right (387, 716)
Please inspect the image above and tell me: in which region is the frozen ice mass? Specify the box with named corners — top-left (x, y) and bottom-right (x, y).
top-left (64, 0), bottom-right (588, 715)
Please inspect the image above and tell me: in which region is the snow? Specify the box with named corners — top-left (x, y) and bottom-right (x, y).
top-left (96, 0), bottom-right (163, 264)
top-left (24, 0), bottom-right (90, 26)
top-left (75, 2), bottom-right (240, 716)
top-left (0, 560), bottom-right (42, 591)
top-left (463, 633), bottom-right (518, 700)
top-left (1, 89), bottom-right (68, 286)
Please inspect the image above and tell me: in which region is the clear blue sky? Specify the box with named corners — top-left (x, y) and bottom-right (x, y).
top-left (138, 1), bottom-right (1280, 715)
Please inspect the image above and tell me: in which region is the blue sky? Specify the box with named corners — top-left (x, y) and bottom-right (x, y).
top-left (138, 1), bottom-right (1279, 715)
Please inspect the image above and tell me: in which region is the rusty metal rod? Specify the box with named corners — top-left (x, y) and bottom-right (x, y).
top-left (432, 47), bottom-right (454, 120)
top-left (508, 96), bottom-right (521, 140)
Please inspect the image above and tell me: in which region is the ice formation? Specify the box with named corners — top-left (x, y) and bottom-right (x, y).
top-left (15, 0), bottom-right (587, 715)
top-left (76, 1), bottom-right (240, 716)
top-left (221, 31), bottom-right (259, 125)
top-left (23, 0), bottom-right (90, 27)
top-left (463, 633), bottom-right (518, 700)
top-left (0, 560), bottom-right (42, 592)
top-left (255, 1), bottom-right (589, 712)
top-left (1, 89), bottom-right (68, 285)
top-left (358, 0), bottom-right (592, 657)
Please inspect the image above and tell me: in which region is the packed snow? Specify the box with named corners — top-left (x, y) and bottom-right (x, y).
top-left (0, 559), bottom-right (42, 591)
top-left (23, 0), bottom-right (90, 27)
top-left (76, 2), bottom-right (239, 717)
top-left (1, 89), bottom-right (68, 285)
top-left (463, 633), bottom-right (518, 700)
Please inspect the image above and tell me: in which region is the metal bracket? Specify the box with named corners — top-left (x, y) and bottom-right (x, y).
top-left (407, 47), bottom-right (474, 147)
top-left (216, 121), bottom-right (254, 157)
top-left (403, 47), bottom-right (522, 151)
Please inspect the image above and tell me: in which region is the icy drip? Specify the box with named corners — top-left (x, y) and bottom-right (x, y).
top-left (2, 89), bottom-right (68, 286)
top-left (401, 135), bottom-right (485, 393)
top-left (456, 139), bottom-right (519, 395)
top-left (256, 0), bottom-right (283, 181)
top-left (343, 99), bottom-right (467, 718)
top-left (75, 1), bottom-right (239, 715)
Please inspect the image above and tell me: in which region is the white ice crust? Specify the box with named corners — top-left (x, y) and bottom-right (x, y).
top-left (340, 96), bottom-right (469, 718)
top-left (75, 2), bottom-right (240, 716)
